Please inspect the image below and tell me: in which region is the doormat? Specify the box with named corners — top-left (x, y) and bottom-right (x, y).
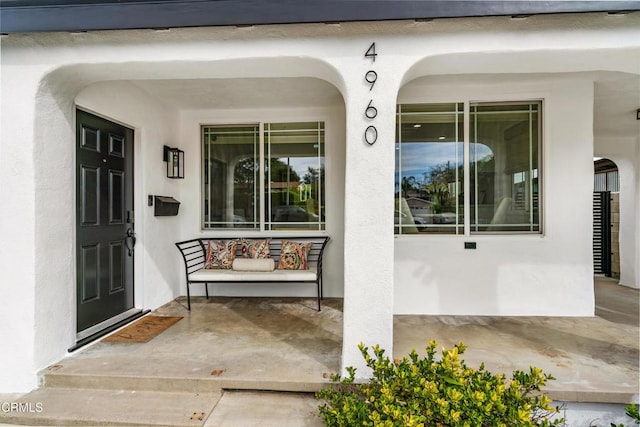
top-left (102, 316), bottom-right (183, 343)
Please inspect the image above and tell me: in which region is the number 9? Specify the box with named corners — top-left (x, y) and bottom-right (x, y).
top-left (365, 70), bottom-right (377, 91)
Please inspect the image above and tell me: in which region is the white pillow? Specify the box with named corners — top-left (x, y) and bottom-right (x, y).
top-left (232, 258), bottom-right (275, 272)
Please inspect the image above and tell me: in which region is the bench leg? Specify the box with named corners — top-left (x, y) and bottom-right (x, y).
top-left (205, 283), bottom-right (209, 300)
top-left (187, 282), bottom-right (191, 311)
top-left (316, 280), bottom-right (321, 311)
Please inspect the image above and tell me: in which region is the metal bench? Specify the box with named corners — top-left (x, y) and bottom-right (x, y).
top-left (175, 236), bottom-right (330, 311)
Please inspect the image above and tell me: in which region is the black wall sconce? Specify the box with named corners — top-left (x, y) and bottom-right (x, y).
top-left (163, 145), bottom-right (184, 179)
top-left (637, 109), bottom-right (640, 120)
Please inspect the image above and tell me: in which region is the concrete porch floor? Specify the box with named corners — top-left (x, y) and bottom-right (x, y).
top-left (0, 276), bottom-right (637, 426)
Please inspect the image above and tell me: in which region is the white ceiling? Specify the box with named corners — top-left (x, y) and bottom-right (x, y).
top-left (128, 72), bottom-right (639, 139)
top-left (593, 72), bottom-right (640, 138)
top-left (131, 77), bottom-right (344, 110)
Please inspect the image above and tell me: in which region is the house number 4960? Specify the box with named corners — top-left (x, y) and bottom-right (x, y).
top-left (364, 42), bottom-right (378, 145)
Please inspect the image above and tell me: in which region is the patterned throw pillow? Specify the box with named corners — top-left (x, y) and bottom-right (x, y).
top-left (240, 239), bottom-right (271, 259)
top-left (205, 240), bottom-right (238, 269)
top-left (277, 240), bottom-right (312, 270)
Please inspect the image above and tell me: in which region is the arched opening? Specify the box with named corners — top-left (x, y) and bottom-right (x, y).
top-left (593, 158), bottom-right (620, 279)
top-left (32, 58), bottom-right (347, 376)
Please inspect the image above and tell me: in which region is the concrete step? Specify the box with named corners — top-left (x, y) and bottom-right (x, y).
top-left (40, 358), bottom-right (331, 394)
top-left (203, 390), bottom-right (324, 427)
top-left (42, 371), bottom-right (328, 394)
top-left (0, 388), bottom-right (221, 426)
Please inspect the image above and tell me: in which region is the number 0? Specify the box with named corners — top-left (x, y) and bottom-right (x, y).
top-left (365, 126), bottom-right (378, 145)
top-left (365, 42), bottom-right (377, 62)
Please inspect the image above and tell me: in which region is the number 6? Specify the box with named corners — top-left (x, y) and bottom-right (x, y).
top-left (365, 100), bottom-right (378, 119)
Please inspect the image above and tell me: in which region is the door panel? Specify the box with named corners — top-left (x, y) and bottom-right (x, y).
top-left (81, 165), bottom-right (99, 225)
top-left (76, 110), bottom-right (134, 333)
top-left (80, 244), bottom-right (99, 302)
top-left (109, 170), bottom-right (125, 224)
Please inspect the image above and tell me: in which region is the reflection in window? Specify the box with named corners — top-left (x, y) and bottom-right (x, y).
top-left (202, 122), bottom-right (325, 230)
top-left (265, 122), bottom-right (325, 231)
top-left (395, 101), bottom-right (543, 235)
top-left (470, 102), bottom-right (541, 232)
top-left (395, 103), bottom-right (464, 234)
top-left (202, 125), bottom-right (259, 229)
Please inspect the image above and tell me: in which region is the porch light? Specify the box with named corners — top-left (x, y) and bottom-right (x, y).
top-left (637, 109), bottom-right (640, 120)
top-left (163, 145), bottom-right (184, 179)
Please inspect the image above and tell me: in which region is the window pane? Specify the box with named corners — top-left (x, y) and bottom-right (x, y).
top-left (395, 103), bottom-right (464, 234)
top-left (265, 122), bottom-right (325, 231)
top-left (202, 125), bottom-right (259, 229)
top-left (470, 102), bottom-right (541, 233)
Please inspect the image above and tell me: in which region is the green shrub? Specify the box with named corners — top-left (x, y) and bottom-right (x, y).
top-left (626, 403), bottom-right (640, 424)
top-left (610, 403), bottom-right (640, 426)
top-left (317, 341), bottom-right (563, 427)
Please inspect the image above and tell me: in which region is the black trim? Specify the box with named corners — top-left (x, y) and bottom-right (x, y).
top-left (68, 309), bottom-right (150, 352)
top-left (1, 0), bottom-right (638, 33)
top-left (593, 192), bottom-right (612, 278)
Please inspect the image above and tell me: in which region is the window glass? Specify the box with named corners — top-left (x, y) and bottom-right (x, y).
top-left (395, 103), bottom-right (464, 234)
top-left (470, 102), bottom-right (541, 232)
top-left (395, 101), bottom-right (542, 235)
top-left (202, 125), bottom-right (259, 229)
top-left (265, 122), bottom-right (325, 231)
top-left (202, 122), bottom-right (324, 231)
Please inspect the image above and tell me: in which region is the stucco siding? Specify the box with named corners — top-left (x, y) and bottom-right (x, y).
top-left (0, 12), bottom-right (638, 391)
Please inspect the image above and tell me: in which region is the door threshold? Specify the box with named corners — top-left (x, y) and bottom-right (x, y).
top-left (69, 308), bottom-right (150, 352)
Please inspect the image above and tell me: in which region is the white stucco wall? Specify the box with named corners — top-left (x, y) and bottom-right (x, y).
top-left (395, 75), bottom-right (597, 315)
top-left (1, 12), bottom-right (639, 391)
top-left (0, 68), bottom-right (38, 392)
top-left (177, 103), bottom-right (346, 298)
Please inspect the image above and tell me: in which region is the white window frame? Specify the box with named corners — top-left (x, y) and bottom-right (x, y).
top-left (201, 121), bottom-right (326, 232)
top-left (395, 100), bottom-right (543, 236)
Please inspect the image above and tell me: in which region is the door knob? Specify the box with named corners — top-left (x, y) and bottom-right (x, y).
top-left (125, 228), bottom-right (137, 256)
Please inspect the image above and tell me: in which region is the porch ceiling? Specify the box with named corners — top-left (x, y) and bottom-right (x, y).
top-left (594, 72), bottom-right (640, 139)
top-left (400, 71), bottom-right (640, 140)
top-left (129, 77), bottom-right (344, 110)
top-left (127, 71), bottom-right (638, 139)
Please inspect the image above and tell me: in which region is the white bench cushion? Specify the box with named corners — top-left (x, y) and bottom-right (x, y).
top-left (189, 266), bottom-right (318, 282)
top-left (232, 258), bottom-right (275, 272)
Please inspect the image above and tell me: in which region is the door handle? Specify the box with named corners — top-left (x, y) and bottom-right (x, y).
top-left (125, 228), bottom-right (137, 256)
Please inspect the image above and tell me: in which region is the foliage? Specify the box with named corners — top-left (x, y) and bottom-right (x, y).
top-left (610, 403), bottom-right (640, 426)
top-left (424, 182), bottom-right (450, 213)
top-left (425, 161), bottom-right (459, 186)
top-left (303, 166), bottom-right (324, 185)
top-left (317, 341), bottom-right (563, 427)
top-left (627, 403), bottom-right (640, 424)
top-left (234, 157), bottom-right (300, 185)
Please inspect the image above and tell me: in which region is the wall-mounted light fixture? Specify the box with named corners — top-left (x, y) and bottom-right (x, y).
top-left (163, 145), bottom-right (184, 179)
top-left (637, 109), bottom-right (640, 120)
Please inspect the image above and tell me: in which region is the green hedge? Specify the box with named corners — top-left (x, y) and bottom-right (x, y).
top-left (317, 341), bottom-right (563, 427)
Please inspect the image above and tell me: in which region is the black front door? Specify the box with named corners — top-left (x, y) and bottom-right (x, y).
top-left (76, 109), bottom-right (135, 333)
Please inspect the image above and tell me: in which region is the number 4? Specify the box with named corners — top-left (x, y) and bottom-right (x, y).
top-left (365, 42), bottom-right (377, 62)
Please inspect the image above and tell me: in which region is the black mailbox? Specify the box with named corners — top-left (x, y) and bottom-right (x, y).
top-left (154, 196), bottom-right (180, 216)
